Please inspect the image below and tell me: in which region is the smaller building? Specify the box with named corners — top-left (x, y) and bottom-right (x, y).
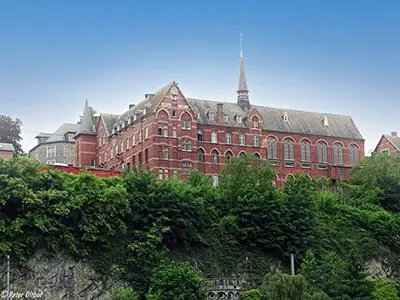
top-left (374, 132), bottom-right (400, 155)
top-left (0, 143), bottom-right (15, 160)
top-left (29, 123), bottom-right (80, 165)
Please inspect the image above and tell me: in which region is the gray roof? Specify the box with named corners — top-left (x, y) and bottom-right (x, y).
top-left (35, 132), bottom-right (52, 138)
top-left (100, 113), bottom-right (120, 136)
top-left (79, 100), bottom-right (96, 135)
top-left (0, 143), bottom-right (15, 152)
top-left (43, 123), bottom-right (80, 143)
top-left (383, 134), bottom-right (400, 151)
top-left (187, 98), bottom-right (364, 140)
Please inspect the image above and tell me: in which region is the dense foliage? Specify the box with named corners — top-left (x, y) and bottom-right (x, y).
top-left (1, 153), bottom-right (400, 299)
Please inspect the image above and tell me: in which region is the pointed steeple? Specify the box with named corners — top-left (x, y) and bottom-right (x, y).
top-left (79, 99), bottom-right (96, 134)
top-left (237, 33), bottom-right (250, 110)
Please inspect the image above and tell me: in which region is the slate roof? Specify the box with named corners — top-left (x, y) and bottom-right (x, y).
top-left (383, 134), bottom-right (400, 151)
top-left (187, 98), bottom-right (364, 140)
top-left (78, 100), bottom-right (96, 135)
top-left (100, 114), bottom-right (120, 136)
top-left (0, 143), bottom-right (15, 152)
top-left (44, 123), bottom-right (80, 143)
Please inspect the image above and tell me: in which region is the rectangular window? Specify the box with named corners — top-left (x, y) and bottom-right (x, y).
top-left (239, 134), bottom-right (245, 146)
top-left (90, 159), bottom-right (95, 167)
top-left (187, 120), bottom-right (191, 129)
top-left (163, 147), bottom-right (169, 160)
top-left (172, 110), bottom-right (177, 117)
top-left (225, 132), bottom-right (231, 144)
top-left (145, 127), bottom-right (149, 139)
top-left (138, 131), bottom-right (142, 143)
top-left (182, 139), bottom-right (186, 151)
top-left (163, 126), bottom-right (168, 137)
top-left (224, 114), bottom-right (229, 122)
top-left (211, 131), bottom-right (218, 143)
top-left (164, 169), bottom-right (169, 180)
top-left (126, 138), bottom-right (130, 149)
top-left (47, 146), bottom-right (56, 158)
top-left (181, 120), bottom-right (186, 129)
top-left (64, 145), bottom-right (69, 156)
top-left (197, 129), bottom-right (203, 142)
top-left (187, 140), bottom-right (192, 152)
top-left (253, 135), bottom-right (259, 147)
top-left (46, 160), bottom-right (56, 165)
top-left (158, 126), bottom-right (163, 136)
top-left (120, 141), bottom-right (124, 153)
top-left (173, 126), bottom-right (177, 138)
top-left (159, 169), bottom-right (163, 180)
top-left (132, 134), bottom-right (136, 146)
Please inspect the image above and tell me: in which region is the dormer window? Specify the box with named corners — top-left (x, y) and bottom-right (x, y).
top-left (113, 127), bottom-right (117, 134)
top-left (133, 114), bottom-right (137, 121)
top-left (283, 112), bottom-right (289, 122)
top-left (323, 115), bottom-right (329, 126)
top-left (224, 114), bottom-right (229, 122)
top-left (236, 115), bottom-right (242, 123)
top-left (118, 124), bottom-right (122, 131)
top-left (124, 120), bottom-right (128, 127)
top-left (207, 111), bottom-right (215, 121)
top-left (129, 116), bottom-right (133, 124)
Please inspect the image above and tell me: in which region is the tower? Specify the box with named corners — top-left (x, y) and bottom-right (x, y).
top-left (237, 34), bottom-right (250, 110)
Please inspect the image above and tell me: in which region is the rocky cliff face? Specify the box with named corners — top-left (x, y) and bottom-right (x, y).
top-left (0, 250), bottom-right (123, 300)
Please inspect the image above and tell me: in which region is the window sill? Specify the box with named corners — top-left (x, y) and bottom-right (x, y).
top-left (301, 162), bottom-right (311, 169)
top-left (284, 160), bottom-right (295, 167)
top-left (268, 159), bottom-right (277, 166)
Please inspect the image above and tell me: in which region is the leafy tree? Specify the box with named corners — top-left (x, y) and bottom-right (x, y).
top-left (283, 173), bottom-right (318, 257)
top-left (372, 280), bottom-right (400, 300)
top-left (240, 289), bottom-right (265, 300)
top-left (268, 271), bottom-right (307, 300)
top-left (0, 115), bottom-right (23, 154)
top-left (109, 288), bottom-right (139, 300)
top-left (145, 260), bottom-right (204, 300)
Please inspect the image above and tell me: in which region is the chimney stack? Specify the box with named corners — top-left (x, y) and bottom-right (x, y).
top-left (129, 104), bottom-right (135, 109)
top-left (217, 103), bottom-right (224, 125)
top-left (391, 132), bottom-right (398, 137)
top-left (145, 94), bottom-right (155, 100)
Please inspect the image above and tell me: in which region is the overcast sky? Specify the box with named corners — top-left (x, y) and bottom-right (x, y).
top-left (1, 0), bottom-right (399, 154)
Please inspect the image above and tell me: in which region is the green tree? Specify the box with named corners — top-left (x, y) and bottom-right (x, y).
top-left (240, 289), bottom-right (265, 300)
top-left (109, 288), bottom-right (139, 300)
top-left (268, 272), bottom-right (307, 300)
top-left (145, 260), bottom-right (204, 300)
top-left (372, 280), bottom-right (400, 300)
top-left (0, 115), bottom-right (23, 154)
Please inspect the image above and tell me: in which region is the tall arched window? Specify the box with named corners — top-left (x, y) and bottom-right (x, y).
top-left (198, 149), bottom-right (205, 163)
top-left (301, 140), bottom-right (311, 161)
top-left (239, 152), bottom-right (246, 158)
top-left (349, 144), bottom-right (359, 165)
top-left (225, 151), bottom-right (233, 164)
top-left (333, 143), bottom-right (343, 165)
top-left (284, 138), bottom-right (294, 160)
top-left (211, 150), bottom-right (219, 164)
top-left (254, 153), bottom-right (260, 161)
top-left (267, 137), bottom-right (277, 159)
top-left (317, 142), bottom-right (327, 163)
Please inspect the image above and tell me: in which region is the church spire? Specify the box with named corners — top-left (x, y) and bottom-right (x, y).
top-left (237, 33), bottom-right (250, 110)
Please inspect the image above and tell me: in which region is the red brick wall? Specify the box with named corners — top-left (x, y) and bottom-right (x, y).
top-left (375, 136), bottom-right (398, 155)
top-left (0, 151), bottom-right (13, 161)
top-left (75, 134), bottom-right (97, 167)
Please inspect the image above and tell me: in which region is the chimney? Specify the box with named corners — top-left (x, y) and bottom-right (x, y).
top-left (217, 103), bottom-right (224, 125)
top-left (129, 104), bottom-right (135, 109)
top-left (391, 132), bottom-right (398, 137)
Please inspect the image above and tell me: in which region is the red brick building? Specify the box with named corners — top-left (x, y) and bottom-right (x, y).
top-left (374, 132), bottom-right (400, 155)
top-left (75, 51), bottom-right (364, 187)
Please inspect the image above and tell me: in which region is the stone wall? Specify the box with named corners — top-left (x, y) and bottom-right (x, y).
top-left (0, 250), bottom-right (123, 300)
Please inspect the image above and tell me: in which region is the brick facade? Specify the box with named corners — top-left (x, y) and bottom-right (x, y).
top-left (81, 83), bottom-right (364, 187)
top-left (374, 132), bottom-right (400, 155)
top-left (0, 151), bottom-right (13, 161)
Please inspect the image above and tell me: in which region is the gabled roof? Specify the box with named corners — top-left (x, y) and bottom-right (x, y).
top-left (0, 143), bottom-right (15, 152)
top-left (100, 113), bottom-right (120, 136)
top-left (383, 134), bottom-right (400, 151)
top-left (41, 123), bottom-right (80, 143)
top-left (187, 98), bottom-right (363, 140)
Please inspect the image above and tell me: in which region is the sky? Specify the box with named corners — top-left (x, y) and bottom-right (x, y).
top-left (0, 0), bottom-right (399, 154)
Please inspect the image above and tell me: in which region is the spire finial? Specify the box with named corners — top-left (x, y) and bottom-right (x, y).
top-left (240, 33), bottom-right (243, 58)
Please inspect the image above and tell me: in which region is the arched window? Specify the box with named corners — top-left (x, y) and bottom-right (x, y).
top-left (301, 140), bottom-right (311, 162)
top-left (284, 138), bottom-right (294, 160)
top-left (225, 151), bottom-right (233, 164)
top-left (349, 144), bottom-right (359, 165)
top-left (253, 153), bottom-right (260, 160)
top-left (211, 150), bottom-right (219, 164)
top-left (239, 152), bottom-right (246, 158)
top-left (267, 137), bottom-right (277, 159)
top-left (317, 142), bottom-right (327, 163)
top-left (198, 149), bottom-right (205, 163)
top-left (252, 116), bottom-right (259, 129)
top-left (333, 143), bottom-right (343, 165)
